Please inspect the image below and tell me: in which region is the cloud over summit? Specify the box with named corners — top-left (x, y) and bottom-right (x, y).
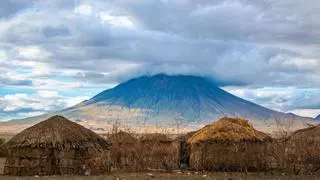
top-left (0, 0), bottom-right (319, 120)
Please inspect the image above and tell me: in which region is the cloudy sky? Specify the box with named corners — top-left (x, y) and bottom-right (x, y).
top-left (0, 0), bottom-right (320, 121)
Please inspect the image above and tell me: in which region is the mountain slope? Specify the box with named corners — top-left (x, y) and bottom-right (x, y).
top-left (316, 114), bottom-right (320, 120)
top-left (81, 74), bottom-right (294, 121)
top-left (1, 74), bottom-right (313, 133)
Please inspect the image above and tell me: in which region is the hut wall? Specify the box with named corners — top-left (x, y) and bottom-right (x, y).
top-left (4, 147), bottom-right (110, 176)
top-left (189, 142), bottom-right (269, 172)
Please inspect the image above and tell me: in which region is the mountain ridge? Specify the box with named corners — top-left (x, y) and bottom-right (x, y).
top-left (0, 74), bottom-right (313, 133)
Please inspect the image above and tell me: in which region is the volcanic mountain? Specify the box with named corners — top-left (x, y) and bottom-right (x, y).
top-left (1, 74), bottom-right (313, 133)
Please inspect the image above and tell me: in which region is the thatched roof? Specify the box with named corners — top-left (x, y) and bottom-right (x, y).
top-left (289, 124), bottom-right (320, 141)
top-left (108, 131), bottom-right (137, 144)
top-left (188, 117), bottom-right (271, 144)
top-left (139, 133), bottom-right (172, 143)
top-left (6, 115), bottom-right (110, 149)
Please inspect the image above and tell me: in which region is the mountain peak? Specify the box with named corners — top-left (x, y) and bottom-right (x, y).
top-left (78, 73), bottom-right (310, 126)
top-left (2, 74), bottom-right (312, 133)
top-left (88, 74), bottom-right (225, 107)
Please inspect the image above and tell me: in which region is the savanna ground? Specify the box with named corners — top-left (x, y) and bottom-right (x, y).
top-left (0, 158), bottom-right (319, 180)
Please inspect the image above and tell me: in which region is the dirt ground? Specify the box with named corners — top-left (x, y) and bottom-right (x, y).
top-left (0, 172), bottom-right (319, 180)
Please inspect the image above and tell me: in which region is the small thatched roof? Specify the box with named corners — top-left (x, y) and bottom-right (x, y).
top-left (108, 131), bottom-right (137, 144)
top-left (289, 124), bottom-right (320, 141)
top-left (188, 117), bottom-right (271, 144)
top-left (140, 133), bottom-right (172, 143)
top-left (6, 115), bottom-right (110, 149)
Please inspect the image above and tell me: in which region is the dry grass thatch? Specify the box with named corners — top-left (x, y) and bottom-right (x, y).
top-left (4, 115), bottom-right (111, 176)
top-left (188, 117), bottom-right (272, 144)
top-left (289, 124), bottom-right (320, 141)
top-left (6, 115), bottom-right (110, 149)
top-left (187, 117), bottom-right (272, 171)
top-left (108, 131), bottom-right (137, 145)
top-left (139, 133), bottom-right (173, 143)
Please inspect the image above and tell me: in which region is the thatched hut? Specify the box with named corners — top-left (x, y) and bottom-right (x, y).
top-left (4, 115), bottom-right (111, 176)
top-left (283, 125), bottom-right (320, 174)
top-left (188, 117), bottom-right (271, 172)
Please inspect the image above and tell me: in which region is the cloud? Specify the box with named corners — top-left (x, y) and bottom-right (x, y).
top-left (16, 46), bottom-right (52, 60)
top-left (118, 0), bottom-right (320, 45)
top-left (290, 109), bottom-right (320, 119)
top-left (99, 12), bottom-right (135, 28)
top-left (0, 0), bottom-right (35, 18)
top-left (74, 4), bottom-right (93, 16)
top-left (0, 0), bottom-right (319, 119)
top-left (37, 90), bottom-right (59, 98)
top-left (0, 1), bottom-right (318, 86)
top-left (0, 91), bottom-right (90, 120)
top-left (42, 25), bottom-right (70, 38)
top-left (0, 76), bottom-right (33, 86)
top-left (226, 86), bottom-right (320, 117)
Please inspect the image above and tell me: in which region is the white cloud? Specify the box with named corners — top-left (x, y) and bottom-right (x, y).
top-left (4, 93), bottom-right (28, 100)
top-left (2, 93), bottom-right (29, 112)
top-left (17, 111), bottom-right (45, 118)
top-left (74, 4), bottom-right (93, 16)
top-left (0, 0), bottom-right (319, 120)
top-left (0, 91), bottom-right (89, 115)
top-left (59, 95), bottom-right (90, 107)
top-left (31, 79), bottom-right (83, 89)
top-left (37, 90), bottom-right (58, 98)
top-left (225, 86), bottom-right (320, 117)
top-left (290, 109), bottom-right (320, 118)
top-left (17, 46), bottom-right (52, 60)
top-left (99, 12), bottom-right (135, 28)
top-left (0, 50), bottom-right (7, 62)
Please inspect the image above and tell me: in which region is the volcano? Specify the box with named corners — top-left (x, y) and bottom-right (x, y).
top-left (1, 74), bottom-right (313, 133)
